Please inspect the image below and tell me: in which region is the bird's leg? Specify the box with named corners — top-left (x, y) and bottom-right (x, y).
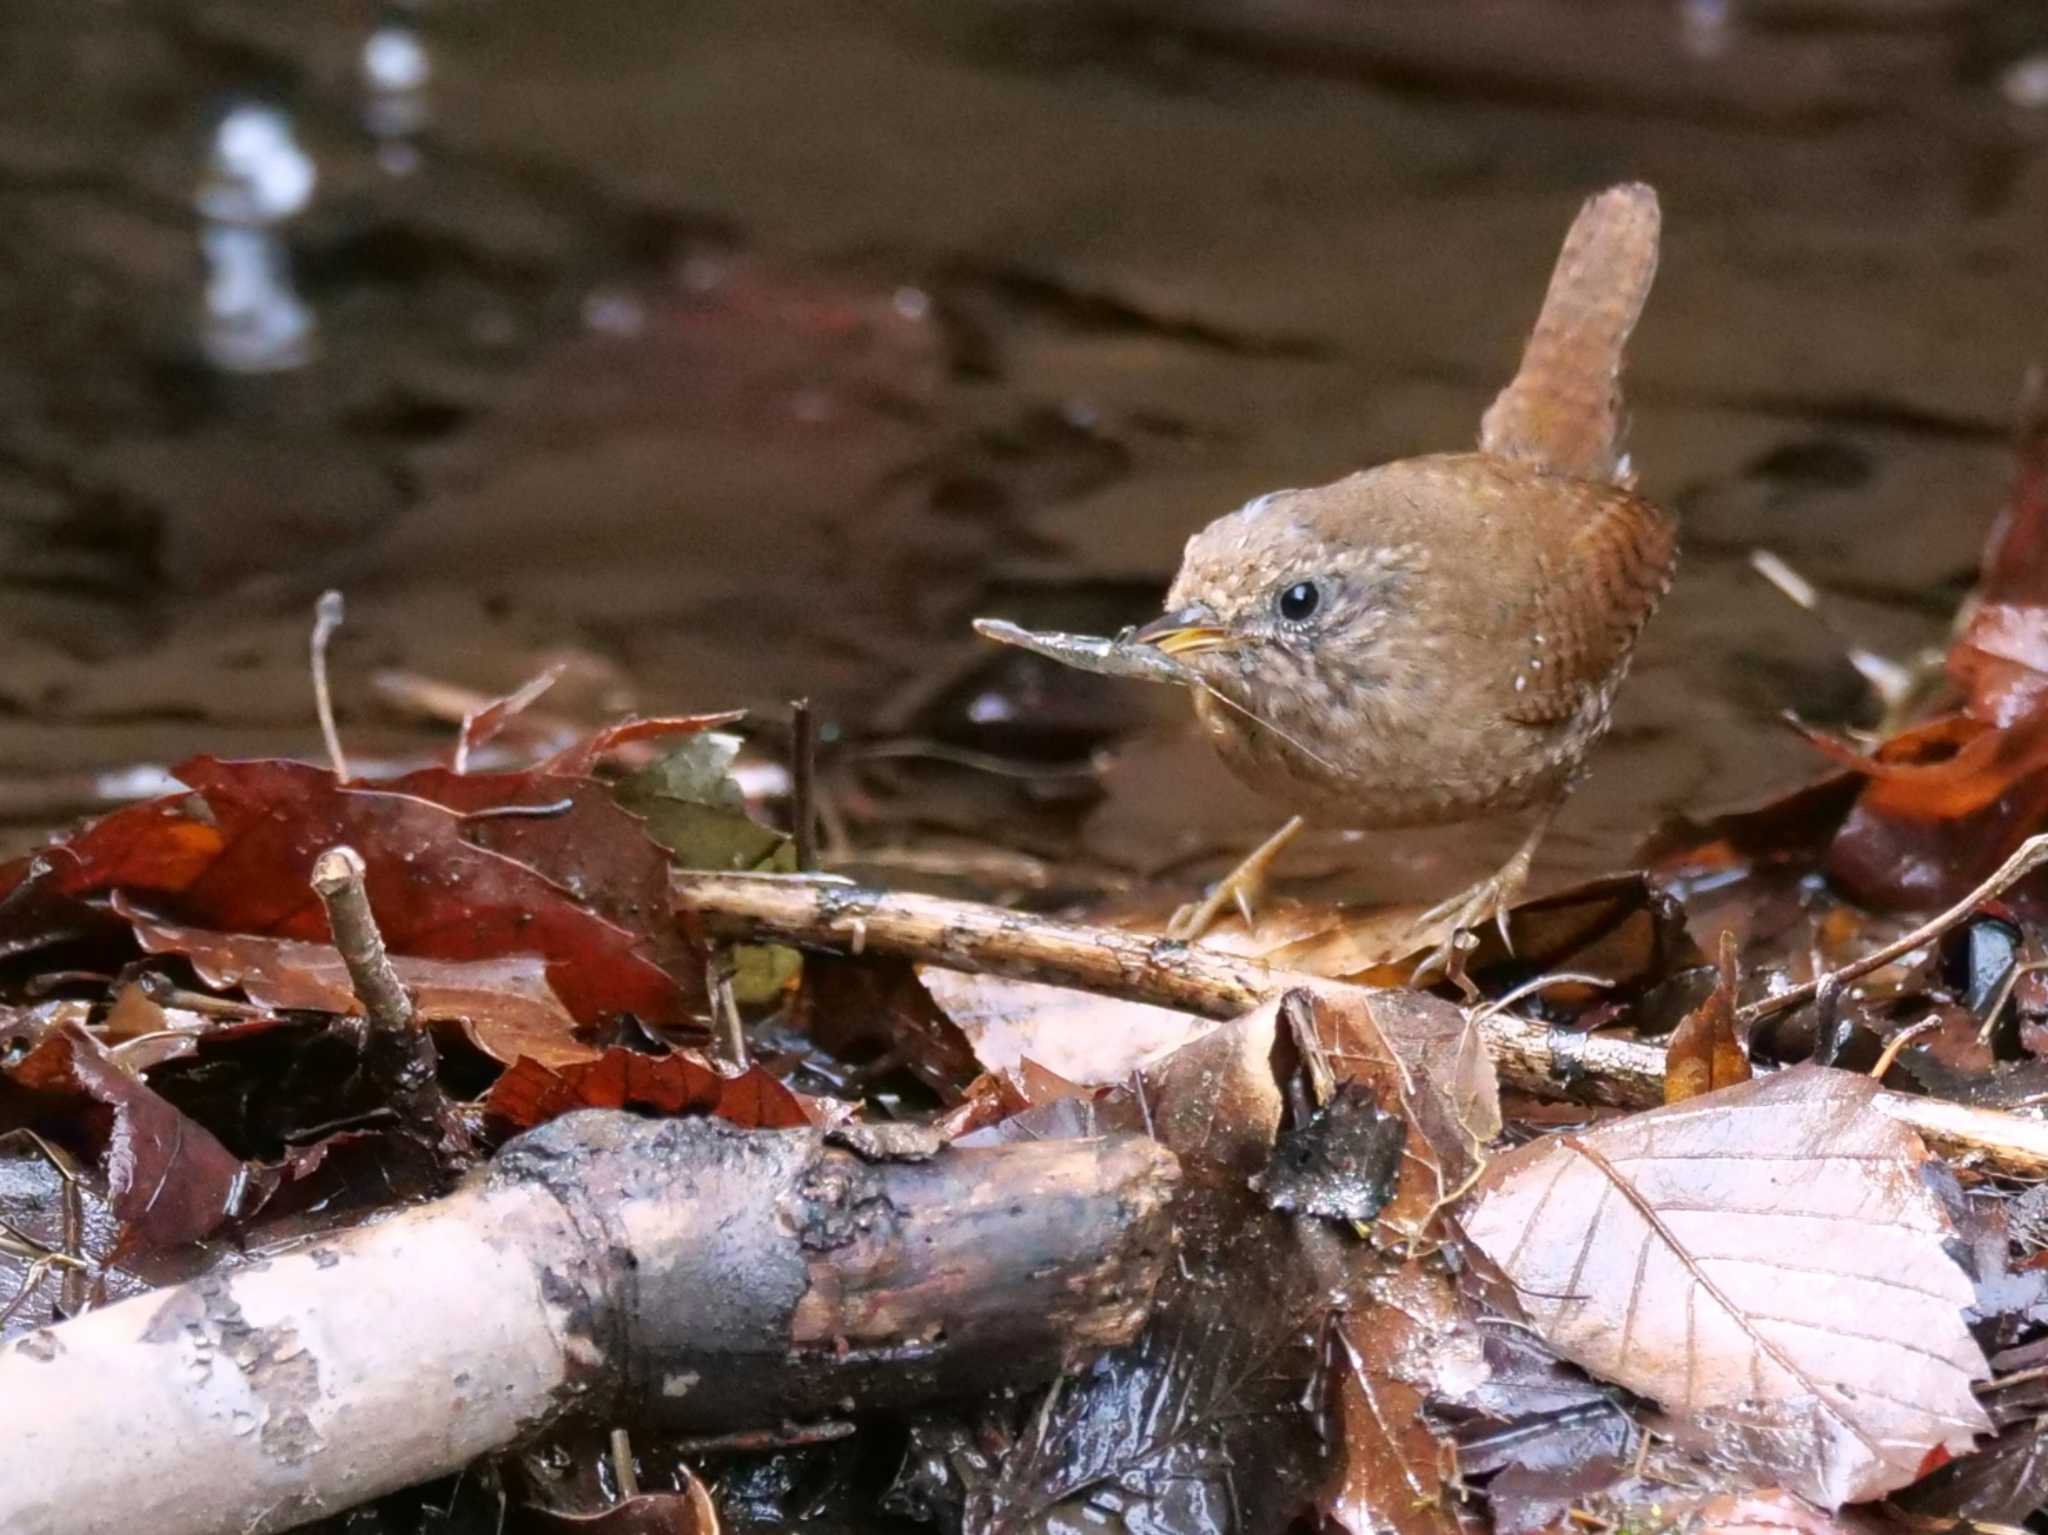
top-left (1167, 816), bottom-right (1306, 940)
top-left (1407, 804), bottom-right (1560, 996)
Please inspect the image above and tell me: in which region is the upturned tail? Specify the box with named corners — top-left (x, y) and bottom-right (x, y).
top-left (1480, 182), bottom-right (1661, 487)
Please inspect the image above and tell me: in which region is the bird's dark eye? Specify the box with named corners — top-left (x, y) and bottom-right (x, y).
top-left (1276, 580), bottom-right (1321, 623)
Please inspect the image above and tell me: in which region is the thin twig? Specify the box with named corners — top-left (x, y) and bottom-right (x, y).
top-left (311, 590), bottom-right (349, 782)
top-left (310, 846), bottom-right (414, 1035)
top-left (1737, 832), bottom-right (2048, 1027)
top-left (670, 868), bottom-right (2048, 1179)
top-left (608, 1427), bottom-right (639, 1501)
top-left (1869, 1017), bottom-right (1942, 1082)
top-left (1468, 970), bottom-right (1616, 1025)
top-left (668, 1420), bottom-right (856, 1457)
top-left (1977, 958), bottom-right (2048, 1047)
top-left (707, 949), bottom-right (748, 1071)
top-left (790, 698), bottom-right (818, 873)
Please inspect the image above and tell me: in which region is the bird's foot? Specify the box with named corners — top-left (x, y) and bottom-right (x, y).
top-left (1406, 853), bottom-right (1534, 999)
top-left (1167, 816), bottom-right (1306, 941)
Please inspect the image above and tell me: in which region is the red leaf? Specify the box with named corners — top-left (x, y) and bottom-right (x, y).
top-left (544, 713), bottom-right (745, 777)
top-left (385, 768), bottom-right (695, 975)
top-left (125, 911), bottom-right (603, 1069)
top-left (453, 665), bottom-right (565, 768)
top-left (0, 757), bottom-right (700, 1030)
top-left (0, 1023), bottom-right (245, 1249)
top-left (1952, 378), bottom-right (2048, 727)
top-left (484, 1048), bottom-right (819, 1131)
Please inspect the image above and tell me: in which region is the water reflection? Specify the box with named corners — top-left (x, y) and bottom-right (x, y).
top-left (2005, 53), bottom-right (2048, 112)
top-left (195, 105), bottom-right (317, 373)
top-left (363, 19), bottom-right (431, 176)
top-left (1677, 0), bottom-right (1732, 61)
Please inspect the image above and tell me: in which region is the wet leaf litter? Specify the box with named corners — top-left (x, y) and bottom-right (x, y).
top-left (11, 177), bottom-right (2048, 1535)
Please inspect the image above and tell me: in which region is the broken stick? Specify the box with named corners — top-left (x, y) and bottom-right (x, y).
top-left (0, 1114), bottom-right (1177, 1535)
top-left (671, 871), bottom-right (2048, 1179)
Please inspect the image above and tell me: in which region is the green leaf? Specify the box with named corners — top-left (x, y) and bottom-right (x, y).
top-left (614, 733), bottom-right (800, 1003)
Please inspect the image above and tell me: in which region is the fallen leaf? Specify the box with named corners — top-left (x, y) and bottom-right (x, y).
top-left (0, 757), bottom-right (700, 1031)
top-left (1456, 1066), bottom-right (1990, 1506)
top-left (1295, 985), bottom-right (1500, 1247)
top-left (126, 912), bottom-right (602, 1068)
top-left (956, 985), bottom-right (1490, 1533)
top-left (959, 1007), bottom-right (1329, 1534)
top-left (453, 665), bottom-right (566, 769)
top-left (1324, 1261), bottom-right (1479, 1535)
top-left (613, 734), bottom-right (798, 1003)
top-left (525, 1482), bottom-right (718, 1535)
top-left (919, 967), bottom-right (1214, 1084)
top-left (793, 954), bottom-right (982, 1103)
top-left (1441, 1322), bottom-right (1640, 1534)
top-left (388, 765), bottom-right (706, 989)
top-left (1953, 373), bottom-right (2048, 729)
top-left (0, 1022), bottom-right (246, 1249)
top-left (483, 1048), bottom-right (821, 1132)
top-left (545, 713), bottom-right (747, 777)
top-left (1664, 929), bottom-right (1750, 1103)
top-left (1255, 875), bottom-right (1700, 999)
top-left (0, 1129), bottom-right (153, 1338)
top-left (1682, 1490), bottom-right (1889, 1535)
top-left (1790, 384), bottom-right (2048, 911)
top-left (1896, 1414), bottom-right (2048, 1525)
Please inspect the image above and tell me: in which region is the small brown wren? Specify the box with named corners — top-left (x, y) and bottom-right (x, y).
top-left (1084, 185), bottom-right (1676, 979)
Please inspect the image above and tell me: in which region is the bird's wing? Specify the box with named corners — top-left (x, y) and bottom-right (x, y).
top-left (1481, 183), bottom-right (1661, 487)
top-left (1502, 482), bottom-right (1677, 726)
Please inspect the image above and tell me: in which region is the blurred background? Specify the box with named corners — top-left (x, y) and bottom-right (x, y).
top-left (3, 0), bottom-right (2047, 901)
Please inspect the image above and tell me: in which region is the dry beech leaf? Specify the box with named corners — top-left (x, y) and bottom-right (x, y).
top-left (920, 967), bottom-right (1215, 1084)
top-left (1457, 1066), bottom-right (1989, 1506)
top-left (1664, 929), bottom-right (1750, 1104)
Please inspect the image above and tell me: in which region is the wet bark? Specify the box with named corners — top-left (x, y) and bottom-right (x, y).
top-left (0, 1112), bottom-right (1178, 1535)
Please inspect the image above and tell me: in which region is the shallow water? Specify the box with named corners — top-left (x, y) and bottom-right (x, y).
top-left (1, 0), bottom-right (2045, 899)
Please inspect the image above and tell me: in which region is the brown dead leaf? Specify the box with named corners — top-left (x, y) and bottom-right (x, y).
top-left (1324, 1261), bottom-right (1479, 1535)
top-left (793, 954), bottom-right (983, 1103)
top-left (1457, 1066), bottom-right (1989, 1506)
top-left (959, 1004), bottom-right (1328, 1532)
top-left (1253, 875), bottom-right (1699, 998)
top-left (1757, 382), bottom-right (2048, 913)
top-left (0, 757), bottom-right (700, 1030)
top-left (1664, 929), bottom-right (1751, 1104)
top-left (1297, 985), bottom-right (1500, 1247)
top-left (525, 1483), bottom-right (717, 1535)
top-left (1682, 1490), bottom-right (1889, 1535)
top-left (919, 967), bottom-right (1215, 1084)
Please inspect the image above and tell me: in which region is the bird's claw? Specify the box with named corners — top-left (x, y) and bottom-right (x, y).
top-left (1166, 815), bottom-right (1306, 942)
top-left (1167, 863), bottom-right (1268, 941)
top-left (1405, 863), bottom-right (1528, 998)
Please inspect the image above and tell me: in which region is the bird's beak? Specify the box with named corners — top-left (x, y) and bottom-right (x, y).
top-left (1130, 605), bottom-right (1234, 656)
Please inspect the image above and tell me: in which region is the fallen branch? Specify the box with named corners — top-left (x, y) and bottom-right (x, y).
top-left (0, 1113), bottom-right (1177, 1535)
top-left (672, 872), bottom-right (2048, 1179)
